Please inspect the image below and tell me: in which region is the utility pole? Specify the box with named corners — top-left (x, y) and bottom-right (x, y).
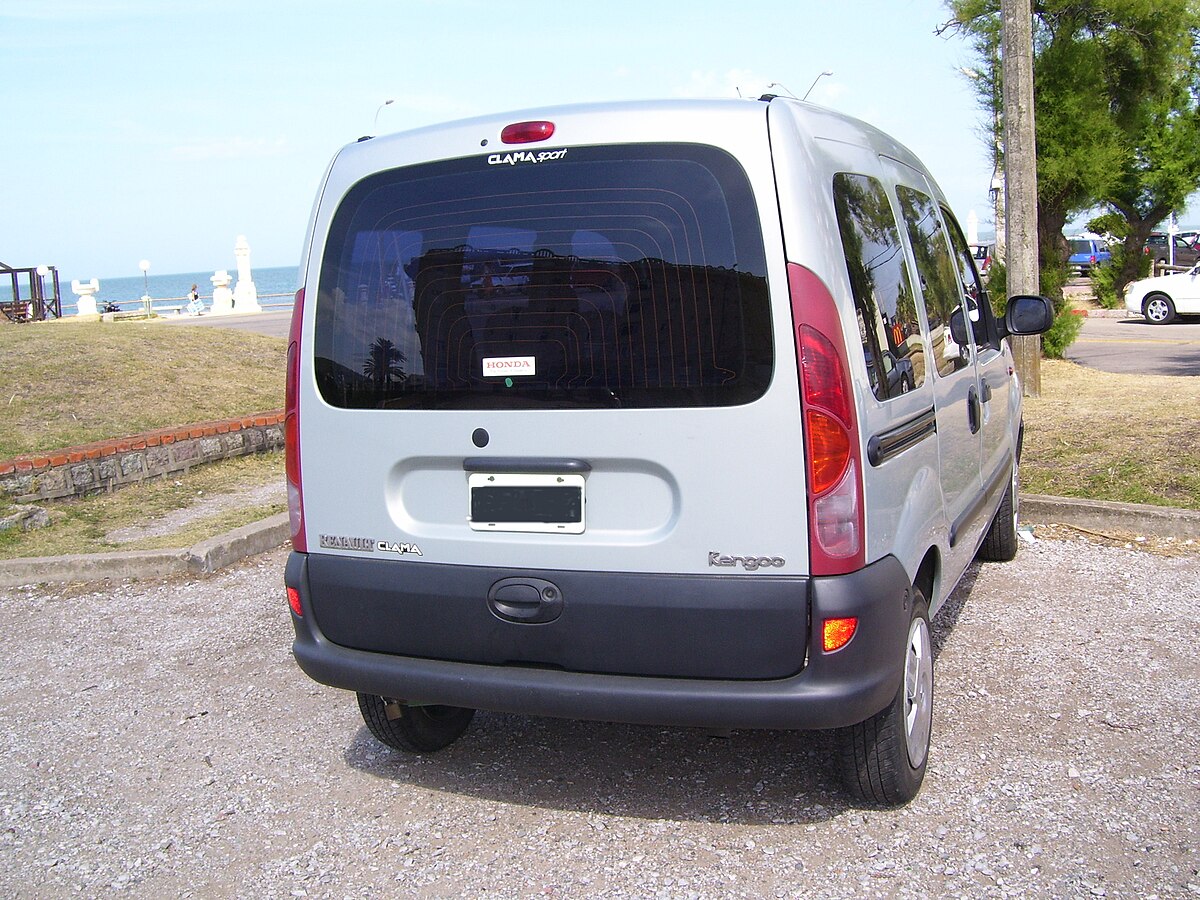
top-left (1002, 0), bottom-right (1041, 396)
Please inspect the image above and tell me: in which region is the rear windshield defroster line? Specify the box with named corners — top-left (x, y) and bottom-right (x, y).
top-left (313, 143), bottom-right (772, 411)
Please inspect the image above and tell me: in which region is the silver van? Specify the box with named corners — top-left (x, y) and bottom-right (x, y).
top-left (284, 98), bottom-right (1052, 806)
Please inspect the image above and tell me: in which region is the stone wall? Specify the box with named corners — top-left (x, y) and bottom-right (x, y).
top-left (0, 412), bottom-right (285, 504)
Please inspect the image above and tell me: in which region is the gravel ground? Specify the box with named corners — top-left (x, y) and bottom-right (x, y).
top-left (1, 537), bottom-right (1197, 898)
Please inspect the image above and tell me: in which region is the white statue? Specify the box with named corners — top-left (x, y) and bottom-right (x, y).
top-left (210, 270), bottom-right (234, 315)
top-left (71, 279), bottom-right (100, 317)
top-left (232, 234), bottom-right (262, 313)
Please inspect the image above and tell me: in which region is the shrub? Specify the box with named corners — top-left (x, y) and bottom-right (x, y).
top-left (1090, 247), bottom-right (1151, 309)
top-left (1041, 304), bottom-right (1084, 358)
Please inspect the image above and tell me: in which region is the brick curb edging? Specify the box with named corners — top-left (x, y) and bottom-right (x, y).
top-left (0, 411), bottom-right (285, 503)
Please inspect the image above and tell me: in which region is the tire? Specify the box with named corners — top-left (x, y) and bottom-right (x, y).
top-left (1143, 293), bottom-right (1176, 325)
top-left (837, 587), bottom-right (933, 807)
top-left (356, 694), bottom-right (475, 753)
top-left (978, 462), bottom-right (1019, 562)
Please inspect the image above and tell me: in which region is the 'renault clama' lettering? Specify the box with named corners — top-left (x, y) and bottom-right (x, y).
top-left (708, 552), bottom-right (786, 571)
top-left (318, 535), bottom-right (423, 557)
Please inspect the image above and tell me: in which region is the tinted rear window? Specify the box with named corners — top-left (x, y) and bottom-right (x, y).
top-left (313, 144), bottom-right (771, 410)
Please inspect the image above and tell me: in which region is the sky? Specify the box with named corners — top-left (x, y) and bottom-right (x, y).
top-left (4, 0), bottom-right (1196, 284)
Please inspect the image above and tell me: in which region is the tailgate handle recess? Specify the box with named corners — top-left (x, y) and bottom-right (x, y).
top-left (488, 577), bottom-right (564, 624)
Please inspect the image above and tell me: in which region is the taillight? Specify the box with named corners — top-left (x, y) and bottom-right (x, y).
top-left (501, 121), bottom-right (555, 144)
top-left (285, 287), bottom-right (306, 552)
top-left (788, 263), bottom-right (865, 575)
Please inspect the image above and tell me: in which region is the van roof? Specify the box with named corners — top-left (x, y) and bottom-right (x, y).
top-left (347, 97), bottom-right (922, 170)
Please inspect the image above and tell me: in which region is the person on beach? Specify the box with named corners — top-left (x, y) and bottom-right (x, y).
top-left (186, 283), bottom-right (204, 316)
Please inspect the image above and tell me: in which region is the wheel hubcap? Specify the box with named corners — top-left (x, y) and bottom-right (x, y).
top-left (1147, 298), bottom-right (1168, 321)
top-left (904, 617), bottom-right (933, 768)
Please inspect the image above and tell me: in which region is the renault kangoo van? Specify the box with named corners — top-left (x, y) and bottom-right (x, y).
top-left (284, 98), bottom-right (1052, 806)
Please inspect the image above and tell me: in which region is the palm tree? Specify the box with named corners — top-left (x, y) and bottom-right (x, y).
top-left (363, 337), bottom-right (407, 386)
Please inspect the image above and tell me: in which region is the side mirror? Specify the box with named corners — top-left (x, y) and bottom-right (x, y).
top-left (1000, 294), bottom-right (1054, 337)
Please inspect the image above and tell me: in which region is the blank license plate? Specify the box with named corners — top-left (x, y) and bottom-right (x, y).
top-left (468, 473), bottom-right (585, 534)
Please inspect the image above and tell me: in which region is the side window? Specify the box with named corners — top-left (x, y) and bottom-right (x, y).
top-left (942, 210), bottom-right (999, 351)
top-left (832, 173), bottom-right (926, 401)
top-left (895, 185), bottom-right (971, 377)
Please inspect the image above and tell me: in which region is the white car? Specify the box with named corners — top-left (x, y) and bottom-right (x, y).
top-left (1124, 263), bottom-right (1200, 324)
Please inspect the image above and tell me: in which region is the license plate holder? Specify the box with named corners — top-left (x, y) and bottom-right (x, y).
top-left (468, 472), bottom-right (585, 534)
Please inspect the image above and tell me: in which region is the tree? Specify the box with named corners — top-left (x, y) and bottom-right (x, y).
top-left (363, 337), bottom-right (407, 387)
top-left (1100, 43), bottom-right (1200, 292)
top-left (943, 0), bottom-right (1200, 296)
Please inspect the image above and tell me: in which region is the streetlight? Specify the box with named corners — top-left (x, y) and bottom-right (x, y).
top-left (139, 259), bottom-right (151, 316)
top-left (802, 70), bottom-right (833, 101)
top-left (374, 99), bottom-right (394, 133)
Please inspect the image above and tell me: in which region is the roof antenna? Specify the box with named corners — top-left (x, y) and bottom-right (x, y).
top-left (800, 71), bottom-right (834, 101)
top-left (765, 81), bottom-right (800, 100)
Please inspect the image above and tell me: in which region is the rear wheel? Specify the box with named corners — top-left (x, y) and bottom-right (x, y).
top-left (979, 462), bottom-right (1019, 562)
top-left (1143, 293), bottom-right (1176, 325)
top-left (356, 694), bottom-right (475, 753)
top-left (837, 587), bottom-right (933, 807)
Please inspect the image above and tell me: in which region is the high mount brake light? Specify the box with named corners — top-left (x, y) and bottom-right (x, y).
top-left (787, 264), bottom-right (866, 575)
top-left (501, 121), bottom-right (555, 144)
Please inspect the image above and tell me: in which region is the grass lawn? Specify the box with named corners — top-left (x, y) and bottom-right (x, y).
top-left (1021, 359), bottom-right (1200, 511)
top-left (0, 318), bottom-right (286, 460)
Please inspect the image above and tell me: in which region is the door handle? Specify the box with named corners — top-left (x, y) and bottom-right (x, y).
top-left (968, 386), bottom-right (981, 435)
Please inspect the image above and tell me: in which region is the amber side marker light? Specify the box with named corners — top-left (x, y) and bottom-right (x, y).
top-left (822, 616), bottom-right (858, 653)
top-left (287, 587), bottom-right (303, 618)
top-left (501, 120), bottom-right (555, 144)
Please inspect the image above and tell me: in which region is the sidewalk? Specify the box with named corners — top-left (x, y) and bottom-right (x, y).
top-left (1, 495), bottom-right (1197, 588)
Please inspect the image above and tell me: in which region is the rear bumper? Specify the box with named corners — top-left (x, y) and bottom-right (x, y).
top-left (285, 552), bottom-right (912, 731)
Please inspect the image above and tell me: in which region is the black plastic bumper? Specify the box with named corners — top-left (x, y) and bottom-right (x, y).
top-left (285, 552), bottom-right (912, 731)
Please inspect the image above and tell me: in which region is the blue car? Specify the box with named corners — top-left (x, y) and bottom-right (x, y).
top-left (1068, 238), bottom-right (1111, 275)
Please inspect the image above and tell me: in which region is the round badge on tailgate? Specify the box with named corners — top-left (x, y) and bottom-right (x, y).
top-left (488, 577), bottom-right (564, 624)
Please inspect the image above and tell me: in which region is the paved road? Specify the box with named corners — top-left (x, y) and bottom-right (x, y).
top-left (163, 309), bottom-right (293, 339)
top-left (1065, 314), bottom-right (1200, 376)
top-left (1, 539), bottom-right (1197, 897)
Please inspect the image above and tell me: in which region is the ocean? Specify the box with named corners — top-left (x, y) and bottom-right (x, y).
top-left (3, 265), bottom-right (300, 316)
